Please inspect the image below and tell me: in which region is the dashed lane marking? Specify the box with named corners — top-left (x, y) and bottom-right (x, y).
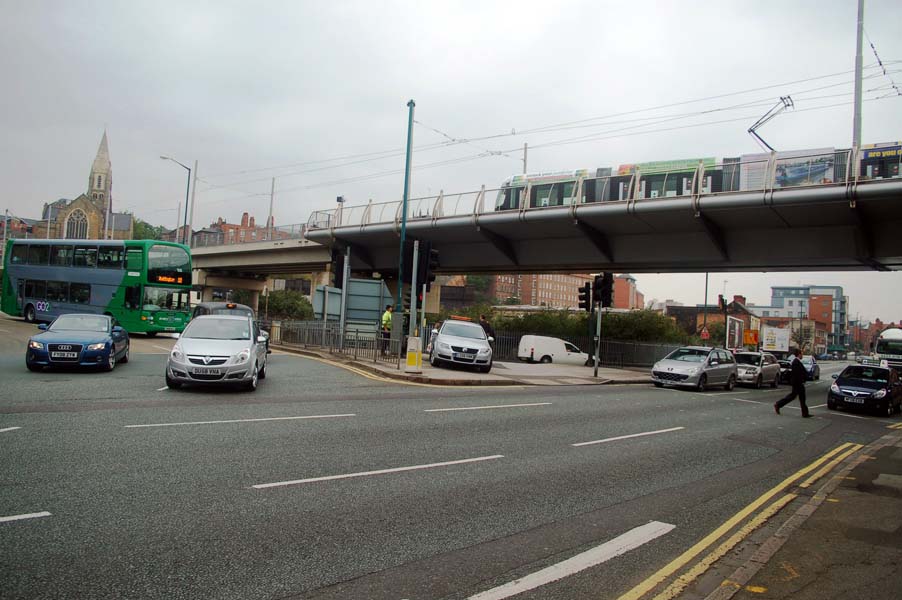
top-left (572, 427), bottom-right (685, 447)
top-left (253, 454), bottom-right (504, 489)
top-left (467, 521), bottom-right (675, 600)
top-left (0, 426), bottom-right (22, 433)
top-left (424, 402), bottom-right (552, 412)
top-left (0, 511), bottom-right (51, 524)
top-left (125, 413), bottom-right (356, 428)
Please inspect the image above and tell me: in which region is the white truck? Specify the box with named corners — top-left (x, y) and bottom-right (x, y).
top-left (864, 327), bottom-right (902, 370)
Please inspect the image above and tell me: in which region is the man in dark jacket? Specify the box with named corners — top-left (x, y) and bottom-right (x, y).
top-left (479, 315), bottom-right (495, 339)
top-left (774, 348), bottom-right (810, 417)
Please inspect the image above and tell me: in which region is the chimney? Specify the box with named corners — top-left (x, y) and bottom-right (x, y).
top-left (249, 216), bottom-right (255, 228)
top-left (733, 295), bottom-right (746, 306)
top-left (241, 212), bottom-right (249, 227)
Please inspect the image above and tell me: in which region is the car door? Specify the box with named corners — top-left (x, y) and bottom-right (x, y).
top-left (720, 350), bottom-right (736, 382)
top-left (253, 321), bottom-right (266, 366)
top-left (706, 350), bottom-right (723, 384)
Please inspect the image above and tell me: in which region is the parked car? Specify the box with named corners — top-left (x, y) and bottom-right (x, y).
top-left (651, 346), bottom-right (737, 391)
top-left (517, 335), bottom-right (591, 365)
top-left (801, 355), bottom-right (820, 380)
top-left (429, 319), bottom-right (493, 373)
top-left (778, 359), bottom-right (793, 384)
top-left (26, 313), bottom-right (129, 372)
top-left (190, 302), bottom-right (270, 352)
top-left (166, 315), bottom-right (268, 391)
top-left (734, 351), bottom-right (781, 388)
top-left (828, 364), bottom-right (902, 417)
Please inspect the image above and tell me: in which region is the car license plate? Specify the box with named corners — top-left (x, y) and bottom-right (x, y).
top-left (453, 353), bottom-right (471, 360)
top-left (50, 351), bottom-right (78, 359)
top-left (193, 368), bottom-right (222, 375)
top-left (844, 396), bottom-right (865, 404)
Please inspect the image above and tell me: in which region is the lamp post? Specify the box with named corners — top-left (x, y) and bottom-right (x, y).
top-left (160, 156), bottom-right (192, 245)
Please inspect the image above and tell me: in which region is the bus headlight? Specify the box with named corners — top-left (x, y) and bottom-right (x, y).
top-left (28, 340), bottom-right (44, 350)
top-left (235, 349), bottom-right (250, 364)
top-left (87, 343), bottom-right (107, 351)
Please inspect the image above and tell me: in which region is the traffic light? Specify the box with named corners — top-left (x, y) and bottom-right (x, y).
top-left (419, 242), bottom-right (439, 291)
top-left (578, 282), bottom-right (592, 312)
top-left (330, 247), bottom-right (345, 289)
top-left (595, 272), bottom-right (614, 308)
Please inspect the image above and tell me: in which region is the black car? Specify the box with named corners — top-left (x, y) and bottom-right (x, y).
top-left (828, 365), bottom-right (902, 417)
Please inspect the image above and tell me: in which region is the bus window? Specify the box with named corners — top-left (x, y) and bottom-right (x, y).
top-left (143, 286), bottom-right (189, 311)
top-left (50, 245), bottom-right (74, 266)
top-left (126, 248), bottom-right (144, 271)
top-left (74, 246), bottom-right (98, 268)
top-left (98, 246), bottom-right (124, 269)
top-left (10, 244), bottom-right (27, 265)
top-left (124, 285), bottom-right (141, 309)
top-left (27, 245), bottom-right (49, 265)
top-left (148, 244), bottom-right (191, 285)
top-left (46, 281), bottom-right (68, 302)
top-left (69, 283), bottom-right (91, 304)
top-left (25, 280), bottom-right (46, 299)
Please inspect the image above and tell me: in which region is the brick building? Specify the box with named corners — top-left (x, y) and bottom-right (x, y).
top-left (490, 273), bottom-right (593, 309)
top-left (614, 274), bottom-right (645, 309)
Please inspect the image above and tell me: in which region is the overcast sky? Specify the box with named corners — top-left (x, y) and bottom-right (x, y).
top-left (4, 0), bottom-right (902, 320)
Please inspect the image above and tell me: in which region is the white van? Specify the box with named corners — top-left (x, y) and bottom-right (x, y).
top-left (518, 335), bottom-right (590, 365)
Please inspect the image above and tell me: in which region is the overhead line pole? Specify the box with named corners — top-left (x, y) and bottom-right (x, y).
top-left (522, 142), bottom-right (528, 174)
top-left (852, 0), bottom-right (865, 150)
top-left (267, 177), bottom-right (275, 241)
top-left (188, 160), bottom-right (198, 248)
top-left (395, 99), bottom-right (416, 312)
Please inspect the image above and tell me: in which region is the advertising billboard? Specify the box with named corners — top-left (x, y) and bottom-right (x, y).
top-left (740, 148), bottom-right (835, 190)
top-left (761, 326), bottom-right (791, 353)
top-left (727, 316), bottom-right (744, 351)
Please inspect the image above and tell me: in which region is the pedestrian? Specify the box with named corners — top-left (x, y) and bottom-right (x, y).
top-left (381, 304), bottom-right (393, 355)
top-left (774, 347), bottom-right (811, 418)
top-left (479, 314), bottom-right (495, 339)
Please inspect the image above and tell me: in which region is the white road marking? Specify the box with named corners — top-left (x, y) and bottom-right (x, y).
top-left (152, 345), bottom-right (171, 352)
top-left (732, 398), bottom-right (764, 404)
top-left (466, 521), bottom-right (675, 600)
top-left (0, 511), bottom-right (51, 524)
top-left (810, 403), bottom-right (827, 409)
top-left (155, 386), bottom-right (169, 392)
top-left (0, 328), bottom-right (10, 333)
top-left (125, 413), bottom-right (356, 428)
top-left (709, 391), bottom-right (750, 396)
top-left (825, 411), bottom-right (869, 420)
top-left (253, 454), bottom-right (504, 489)
top-left (424, 402), bottom-right (552, 412)
top-left (572, 426), bottom-right (685, 447)
top-left (0, 426), bottom-right (22, 433)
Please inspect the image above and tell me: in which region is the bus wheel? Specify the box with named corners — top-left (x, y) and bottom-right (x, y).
top-left (24, 304), bottom-right (36, 323)
top-left (145, 331), bottom-right (157, 338)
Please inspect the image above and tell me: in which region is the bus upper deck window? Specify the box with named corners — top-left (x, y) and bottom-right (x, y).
top-left (126, 248), bottom-right (144, 271)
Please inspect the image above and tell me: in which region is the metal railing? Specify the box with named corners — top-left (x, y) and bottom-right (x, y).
top-left (306, 148), bottom-right (902, 231)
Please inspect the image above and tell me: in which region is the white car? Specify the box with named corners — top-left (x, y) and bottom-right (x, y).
top-left (518, 335), bottom-right (590, 365)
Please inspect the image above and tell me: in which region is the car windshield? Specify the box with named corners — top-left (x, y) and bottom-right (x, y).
top-left (801, 357), bottom-right (814, 365)
top-left (839, 366), bottom-right (889, 383)
top-left (735, 354), bottom-right (761, 366)
top-left (49, 314), bottom-right (109, 332)
top-left (182, 319), bottom-right (251, 340)
top-left (666, 348), bottom-right (708, 362)
top-left (441, 322), bottom-right (486, 340)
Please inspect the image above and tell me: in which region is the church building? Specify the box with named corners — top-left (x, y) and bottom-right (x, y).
top-left (32, 132), bottom-right (134, 240)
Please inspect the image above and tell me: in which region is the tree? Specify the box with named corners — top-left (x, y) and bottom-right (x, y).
top-left (265, 290), bottom-right (314, 320)
top-left (791, 325), bottom-right (813, 352)
top-left (467, 275), bottom-right (494, 304)
top-left (133, 217), bottom-right (163, 240)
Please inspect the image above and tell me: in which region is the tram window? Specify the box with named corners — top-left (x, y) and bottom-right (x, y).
top-left (46, 281), bottom-right (68, 302)
top-left (11, 245), bottom-right (27, 264)
top-left (69, 283), bottom-right (91, 304)
top-left (73, 246), bottom-right (98, 268)
top-left (27, 245), bottom-right (50, 265)
top-left (50, 245), bottom-right (74, 266)
top-left (98, 246), bottom-right (124, 269)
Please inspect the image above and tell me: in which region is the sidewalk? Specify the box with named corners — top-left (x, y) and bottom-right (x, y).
top-left (273, 342), bottom-right (651, 386)
top-left (679, 428), bottom-right (902, 600)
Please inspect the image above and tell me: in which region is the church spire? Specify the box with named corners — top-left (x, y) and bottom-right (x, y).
top-left (92, 130), bottom-right (110, 172)
top-left (87, 130), bottom-right (112, 219)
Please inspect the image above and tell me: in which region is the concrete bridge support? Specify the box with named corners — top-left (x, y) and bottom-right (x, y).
top-left (194, 271), bottom-right (268, 312)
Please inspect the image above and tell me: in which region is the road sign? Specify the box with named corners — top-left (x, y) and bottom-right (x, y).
top-left (700, 326), bottom-right (710, 340)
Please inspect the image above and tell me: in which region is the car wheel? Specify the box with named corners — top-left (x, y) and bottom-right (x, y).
top-left (815, 371), bottom-right (820, 380)
top-left (479, 362), bottom-right (492, 374)
top-left (104, 353), bottom-right (116, 372)
top-left (165, 372), bottom-right (181, 389)
top-left (755, 375), bottom-right (763, 389)
top-left (827, 398), bottom-right (836, 410)
top-left (26, 362), bottom-right (42, 372)
top-left (244, 364), bottom-right (258, 391)
top-left (430, 352), bottom-right (443, 368)
top-left (120, 344), bottom-right (130, 364)
top-left (724, 374), bottom-right (736, 391)
top-left (697, 374), bottom-right (707, 392)
top-left (771, 374), bottom-right (779, 388)
top-left (540, 355), bottom-right (552, 364)
top-left (884, 401), bottom-right (893, 418)
top-left (24, 304), bottom-right (36, 323)
top-left (258, 361), bottom-right (267, 379)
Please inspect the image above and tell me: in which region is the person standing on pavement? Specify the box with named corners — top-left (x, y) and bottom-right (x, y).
top-left (380, 305), bottom-right (393, 355)
top-left (775, 347), bottom-right (810, 417)
top-left (479, 314), bottom-right (495, 339)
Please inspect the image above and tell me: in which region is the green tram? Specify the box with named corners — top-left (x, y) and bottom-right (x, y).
top-left (2, 239), bottom-right (191, 335)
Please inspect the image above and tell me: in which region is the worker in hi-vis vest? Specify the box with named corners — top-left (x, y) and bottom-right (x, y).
top-left (381, 304), bottom-right (393, 355)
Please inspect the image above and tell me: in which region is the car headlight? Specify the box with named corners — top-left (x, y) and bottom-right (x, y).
top-left (87, 342), bottom-right (107, 351)
top-left (830, 383), bottom-right (840, 393)
top-left (873, 388), bottom-right (887, 399)
top-left (235, 349), bottom-right (251, 364)
top-left (687, 367), bottom-right (699, 375)
top-left (478, 347), bottom-right (491, 355)
top-left (170, 346), bottom-right (183, 361)
top-left (437, 342), bottom-right (451, 351)
top-left (28, 340), bottom-right (44, 350)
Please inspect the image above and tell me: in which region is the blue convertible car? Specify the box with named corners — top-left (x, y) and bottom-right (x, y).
top-left (26, 314), bottom-right (130, 372)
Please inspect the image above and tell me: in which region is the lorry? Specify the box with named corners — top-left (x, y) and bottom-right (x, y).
top-left (863, 327), bottom-right (902, 370)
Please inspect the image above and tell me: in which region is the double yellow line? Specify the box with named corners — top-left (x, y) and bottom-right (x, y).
top-left (618, 442), bottom-right (863, 600)
top-left (887, 422), bottom-right (902, 430)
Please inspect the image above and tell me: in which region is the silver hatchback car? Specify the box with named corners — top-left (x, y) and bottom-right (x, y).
top-left (651, 346), bottom-right (738, 391)
top-left (166, 315), bottom-right (268, 391)
top-left (734, 351), bottom-right (781, 388)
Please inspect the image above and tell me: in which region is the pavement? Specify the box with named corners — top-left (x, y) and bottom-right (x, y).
top-left (274, 341), bottom-right (652, 386)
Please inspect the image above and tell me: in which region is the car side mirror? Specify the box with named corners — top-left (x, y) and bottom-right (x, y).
top-left (831, 373), bottom-right (839, 379)
top-left (709, 360), bottom-right (719, 366)
top-left (37, 323), bottom-right (48, 330)
top-left (257, 335), bottom-right (267, 343)
top-left (488, 336), bottom-right (495, 343)
top-left (112, 326), bottom-right (124, 333)
top-left (431, 329), bottom-right (438, 335)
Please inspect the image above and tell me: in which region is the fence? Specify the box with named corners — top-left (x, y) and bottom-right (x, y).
top-left (266, 320), bottom-right (680, 369)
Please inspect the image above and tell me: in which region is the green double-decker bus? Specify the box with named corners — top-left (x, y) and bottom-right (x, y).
top-left (2, 239), bottom-right (192, 335)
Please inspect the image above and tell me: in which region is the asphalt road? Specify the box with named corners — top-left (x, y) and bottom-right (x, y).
top-left (0, 315), bottom-right (896, 600)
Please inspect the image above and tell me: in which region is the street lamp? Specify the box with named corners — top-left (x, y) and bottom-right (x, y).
top-left (160, 156), bottom-right (191, 246)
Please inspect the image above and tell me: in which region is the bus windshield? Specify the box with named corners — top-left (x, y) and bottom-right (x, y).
top-left (143, 287), bottom-right (190, 311)
top-left (147, 244), bottom-right (191, 285)
top-left (876, 339), bottom-right (902, 355)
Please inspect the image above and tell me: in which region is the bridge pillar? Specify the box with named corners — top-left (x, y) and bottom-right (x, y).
top-left (194, 270), bottom-right (267, 311)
